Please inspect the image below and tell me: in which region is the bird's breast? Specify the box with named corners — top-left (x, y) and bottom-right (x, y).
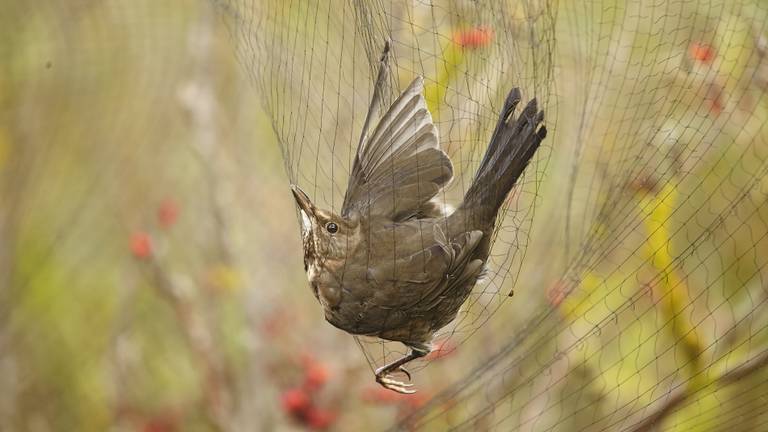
top-left (316, 283), bottom-right (342, 309)
top-left (306, 262), bottom-right (343, 309)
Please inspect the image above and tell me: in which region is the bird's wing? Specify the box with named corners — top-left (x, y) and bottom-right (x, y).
top-left (366, 225), bottom-right (484, 311)
top-left (342, 76), bottom-right (454, 221)
top-left (415, 229), bottom-right (485, 312)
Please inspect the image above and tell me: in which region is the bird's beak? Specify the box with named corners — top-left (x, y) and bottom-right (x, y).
top-left (291, 185), bottom-right (316, 219)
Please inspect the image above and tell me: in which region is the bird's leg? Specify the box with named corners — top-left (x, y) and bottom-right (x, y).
top-left (375, 346), bottom-right (429, 394)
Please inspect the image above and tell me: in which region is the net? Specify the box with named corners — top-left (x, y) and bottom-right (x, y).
top-left (2, 0), bottom-right (768, 430)
top-left (218, 0), bottom-right (768, 430)
top-left (218, 0), bottom-right (555, 380)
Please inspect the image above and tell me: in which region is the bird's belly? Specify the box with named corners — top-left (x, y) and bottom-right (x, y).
top-left (316, 261), bottom-right (482, 344)
top-left (323, 300), bottom-right (438, 345)
top-left (320, 284), bottom-right (458, 343)
top-left (321, 294), bottom-right (379, 336)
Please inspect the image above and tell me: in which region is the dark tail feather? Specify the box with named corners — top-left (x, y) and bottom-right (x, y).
top-left (458, 89), bottom-right (547, 223)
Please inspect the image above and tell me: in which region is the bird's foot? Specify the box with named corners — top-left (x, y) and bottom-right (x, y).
top-left (375, 366), bottom-right (415, 394)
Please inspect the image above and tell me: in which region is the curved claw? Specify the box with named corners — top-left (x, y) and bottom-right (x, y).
top-left (373, 349), bottom-right (426, 394)
top-left (376, 374), bottom-right (416, 394)
top-left (398, 366), bottom-right (411, 381)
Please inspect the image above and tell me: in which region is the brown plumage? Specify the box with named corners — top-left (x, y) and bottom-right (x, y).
top-left (291, 43), bottom-right (547, 393)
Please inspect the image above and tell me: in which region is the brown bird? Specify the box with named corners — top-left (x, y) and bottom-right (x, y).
top-left (291, 43), bottom-right (546, 393)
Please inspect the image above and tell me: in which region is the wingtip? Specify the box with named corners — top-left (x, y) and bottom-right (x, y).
top-left (507, 87), bottom-right (522, 103)
top-left (380, 39), bottom-right (391, 62)
top-left (405, 75), bottom-right (425, 94)
top-left (501, 88), bottom-right (523, 120)
top-left (527, 97), bottom-right (538, 111)
top-left (537, 125), bottom-right (548, 140)
top-left (519, 97), bottom-right (539, 120)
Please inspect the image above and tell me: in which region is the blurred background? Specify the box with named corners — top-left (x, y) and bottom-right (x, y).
top-left (2, 0), bottom-right (768, 431)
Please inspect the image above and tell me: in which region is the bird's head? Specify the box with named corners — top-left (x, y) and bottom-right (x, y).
top-left (290, 185), bottom-right (361, 269)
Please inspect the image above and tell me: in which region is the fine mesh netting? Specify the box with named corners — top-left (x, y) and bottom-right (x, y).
top-left (3, 0), bottom-right (768, 430)
top-left (218, 0), bottom-right (555, 377)
top-left (218, 0), bottom-right (768, 429)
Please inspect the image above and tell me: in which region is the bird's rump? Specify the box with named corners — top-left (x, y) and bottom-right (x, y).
top-left (342, 76), bottom-right (454, 221)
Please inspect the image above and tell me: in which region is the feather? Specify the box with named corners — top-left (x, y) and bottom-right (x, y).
top-left (343, 76), bottom-right (453, 221)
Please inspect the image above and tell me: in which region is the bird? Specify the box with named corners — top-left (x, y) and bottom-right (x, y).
top-left (290, 42), bottom-right (547, 394)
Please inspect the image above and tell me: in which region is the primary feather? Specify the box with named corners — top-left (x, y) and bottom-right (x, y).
top-left (342, 77), bottom-right (454, 221)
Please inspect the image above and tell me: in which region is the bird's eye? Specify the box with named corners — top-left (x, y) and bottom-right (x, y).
top-left (325, 222), bottom-right (339, 234)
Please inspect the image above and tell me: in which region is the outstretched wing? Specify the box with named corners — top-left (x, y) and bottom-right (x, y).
top-left (342, 77), bottom-right (454, 221)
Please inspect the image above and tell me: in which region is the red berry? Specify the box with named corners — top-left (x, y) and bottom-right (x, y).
top-left (303, 362), bottom-right (329, 391)
top-left (130, 232), bottom-right (153, 259)
top-left (305, 407), bottom-right (337, 430)
top-left (157, 198), bottom-right (179, 229)
top-left (280, 388), bottom-right (310, 414)
top-left (689, 42), bottom-right (715, 64)
top-left (453, 27), bottom-right (493, 49)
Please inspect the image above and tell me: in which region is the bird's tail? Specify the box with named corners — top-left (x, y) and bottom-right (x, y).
top-left (457, 89), bottom-right (547, 225)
